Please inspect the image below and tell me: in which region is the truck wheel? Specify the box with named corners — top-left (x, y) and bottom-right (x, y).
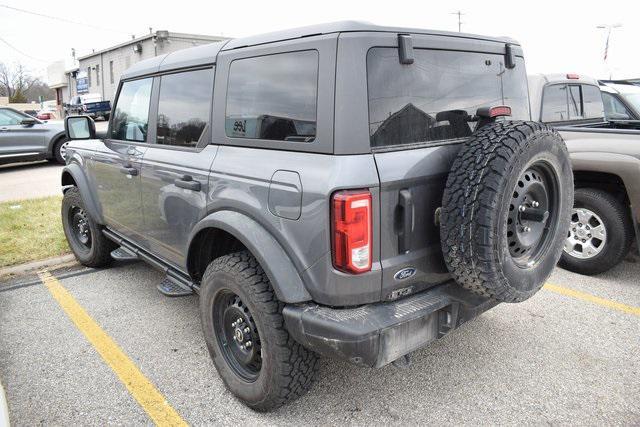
top-left (559, 188), bottom-right (633, 275)
top-left (199, 250), bottom-right (319, 411)
top-left (440, 121), bottom-right (573, 302)
top-left (61, 187), bottom-right (114, 267)
top-left (53, 138), bottom-right (70, 164)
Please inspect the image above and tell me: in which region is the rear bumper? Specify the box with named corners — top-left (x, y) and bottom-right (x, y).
top-left (283, 283), bottom-right (498, 368)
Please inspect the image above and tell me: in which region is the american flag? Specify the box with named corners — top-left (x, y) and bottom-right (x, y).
top-left (604, 30), bottom-right (611, 61)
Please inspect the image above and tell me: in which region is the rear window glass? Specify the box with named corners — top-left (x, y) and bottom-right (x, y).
top-left (542, 84), bottom-right (604, 123)
top-left (367, 48), bottom-right (530, 148)
top-left (582, 85), bottom-right (605, 119)
top-left (225, 50), bottom-right (318, 142)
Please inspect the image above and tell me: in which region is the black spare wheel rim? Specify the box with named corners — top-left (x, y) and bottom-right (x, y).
top-left (213, 290), bottom-right (262, 382)
top-left (507, 162), bottom-right (560, 268)
top-left (69, 206), bottom-right (92, 249)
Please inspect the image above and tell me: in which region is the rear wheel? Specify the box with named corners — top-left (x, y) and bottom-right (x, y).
top-left (199, 251), bottom-right (319, 411)
top-left (61, 187), bottom-right (115, 267)
top-left (559, 188), bottom-right (633, 275)
top-left (440, 121), bottom-right (573, 302)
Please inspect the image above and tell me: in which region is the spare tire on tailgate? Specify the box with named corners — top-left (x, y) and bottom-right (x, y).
top-left (440, 121), bottom-right (573, 302)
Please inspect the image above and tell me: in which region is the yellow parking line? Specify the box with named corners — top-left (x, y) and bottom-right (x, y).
top-left (544, 283), bottom-right (640, 317)
top-left (38, 271), bottom-right (187, 427)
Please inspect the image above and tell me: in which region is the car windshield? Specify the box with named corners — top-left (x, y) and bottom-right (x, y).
top-left (367, 48), bottom-right (530, 148)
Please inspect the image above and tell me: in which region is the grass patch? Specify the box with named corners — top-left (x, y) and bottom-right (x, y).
top-left (0, 196), bottom-right (69, 268)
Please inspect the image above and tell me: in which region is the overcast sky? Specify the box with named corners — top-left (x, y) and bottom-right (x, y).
top-left (1, 0), bottom-right (638, 81)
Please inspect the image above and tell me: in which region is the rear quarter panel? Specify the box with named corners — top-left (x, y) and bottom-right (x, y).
top-left (559, 127), bottom-right (640, 225)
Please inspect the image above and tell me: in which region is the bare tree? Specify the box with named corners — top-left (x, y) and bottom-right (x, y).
top-left (0, 62), bottom-right (41, 103)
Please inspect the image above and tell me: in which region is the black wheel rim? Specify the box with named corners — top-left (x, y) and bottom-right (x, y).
top-left (506, 161), bottom-right (560, 267)
top-left (212, 290), bottom-right (262, 382)
top-left (69, 206), bottom-right (92, 249)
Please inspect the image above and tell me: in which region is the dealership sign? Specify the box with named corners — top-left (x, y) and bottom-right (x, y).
top-left (76, 71), bottom-right (88, 94)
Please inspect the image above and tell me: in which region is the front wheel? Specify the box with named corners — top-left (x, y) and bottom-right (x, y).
top-left (559, 188), bottom-right (634, 275)
top-left (53, 138), bottom-right (70, 164)
top-left (61, 187), bottom-right (115, 267)
top-left (199, 251), bottom-right (319, 411)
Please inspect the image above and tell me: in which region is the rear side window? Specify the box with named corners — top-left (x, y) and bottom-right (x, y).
top-left (367, 48), bottom-right (530, 148)
top-left (225, 50), bottom-right (318, 142)
top-left (110, 78), bottom-right (153, 142)
top-left (156, 68), bottom-right (214, 148)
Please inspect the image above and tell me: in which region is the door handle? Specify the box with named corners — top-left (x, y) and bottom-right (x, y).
top-left (119, 166), bottom-right (138, 176)
top-left (398, 189), bottom-right (414, 254)
top-left (174, 175), bottom-right (201, 191)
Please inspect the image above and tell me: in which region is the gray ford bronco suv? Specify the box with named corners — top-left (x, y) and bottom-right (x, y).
top-left (61, 22), bottom-right (573, 411)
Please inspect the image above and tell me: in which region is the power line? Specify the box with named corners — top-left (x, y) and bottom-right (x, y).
top-left (0, 35), bottom-right (48, 62)
top-left (450, 10), bottom-right (464, 32)
top-left (0, 3), bottom-right (129, 35)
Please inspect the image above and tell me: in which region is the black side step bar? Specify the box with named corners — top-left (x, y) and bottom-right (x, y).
top-left (102, 228), bottom-right (200, 294)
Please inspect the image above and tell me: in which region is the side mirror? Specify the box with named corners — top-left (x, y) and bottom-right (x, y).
top-left (20, 118), bottom-right (38, 126)
top-left (65, 115), bottom-right (96, 140)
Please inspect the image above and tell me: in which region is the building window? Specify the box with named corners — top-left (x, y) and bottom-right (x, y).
top-left (225, 50), bottom-right (318, 142)
top-left (87, 67), bottom-right (91, 87)
top-left (156, 68), bottom-right (214, 148)
top-left (96, 64), bottom-right (100, 87)
top-left (109, 61), bottom-right (114, 84)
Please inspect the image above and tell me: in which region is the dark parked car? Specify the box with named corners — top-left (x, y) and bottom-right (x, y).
top-left (529, 73), bottom-right (640, 275)
top-left (0, 107), bottom-right (68, 164)
top-left (61, 22), bottom-right (572, 411)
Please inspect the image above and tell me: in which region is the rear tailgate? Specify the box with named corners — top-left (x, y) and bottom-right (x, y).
top-left (85, 101), bottom-right (111, 113)
top-left (367, 42), bottom-right (531, 301)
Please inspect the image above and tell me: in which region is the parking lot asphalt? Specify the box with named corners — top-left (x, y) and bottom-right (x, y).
top-left (0, 162), bottom-right (64, 203)
top-left (0, 256), bottom-right (638, 425)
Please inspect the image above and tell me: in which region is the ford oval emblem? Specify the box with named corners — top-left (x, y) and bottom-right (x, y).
top-left (394, 267), bottom-right (416, 281)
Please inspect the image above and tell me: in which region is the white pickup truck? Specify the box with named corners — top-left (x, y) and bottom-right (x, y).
top-left (529, 73), bottom-right (640, 275)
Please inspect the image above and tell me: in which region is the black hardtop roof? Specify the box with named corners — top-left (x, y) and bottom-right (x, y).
top-left (121, 21), bottom-right (518, 80)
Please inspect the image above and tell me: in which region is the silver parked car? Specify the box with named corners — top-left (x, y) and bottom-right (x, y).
top-left (0, 107), bottom-right (68, 164)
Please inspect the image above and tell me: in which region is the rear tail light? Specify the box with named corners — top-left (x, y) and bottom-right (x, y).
top-left (488, 105), bottom-right (512, 117)
top-left (332, 190), bottom-right (372, 274)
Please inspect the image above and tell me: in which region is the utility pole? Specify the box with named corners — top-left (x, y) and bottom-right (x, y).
top-left (597, 23), bottom-right (622, 79)
top-left (451, 10), bottom-right (464, 32)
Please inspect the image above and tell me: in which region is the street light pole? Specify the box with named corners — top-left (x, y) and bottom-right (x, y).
top-left (597, 23), bottom-right (622, 79)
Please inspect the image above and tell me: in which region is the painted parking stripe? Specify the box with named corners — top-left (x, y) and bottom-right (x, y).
top-left (38, 271), bottom-right (187, 427)
top-left (544, 283), bottom-right (640, 317)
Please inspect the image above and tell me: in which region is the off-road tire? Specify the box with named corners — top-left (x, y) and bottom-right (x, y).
top-left (61, 187), bottom-right (114, 267)
top-left (559, 188), bottom-right (634, 275)
top-left (440, 121), bottom-right (573, 302)
top-left (199, 250), bottom-right (319, 411)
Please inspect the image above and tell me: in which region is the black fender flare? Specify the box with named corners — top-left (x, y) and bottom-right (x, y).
top-left (61, 163), bottom-right (104, 224)
top-left (189, 210), bottom-right (312, 304)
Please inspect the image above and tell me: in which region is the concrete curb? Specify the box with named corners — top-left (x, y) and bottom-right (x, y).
top-left (0, 254), bottom-right (77, 279)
